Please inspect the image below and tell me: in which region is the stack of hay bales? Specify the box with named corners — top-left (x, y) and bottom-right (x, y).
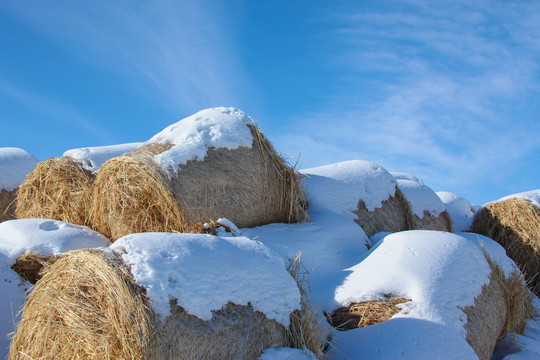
top-left (90, 107), bottom-right (306, 240)
top-left (16, 157), bottom-right (95, 227)
top-left (10, 233), bottom-right (329, 359)
top-left (436, 191), bottom-right (477, 232)
top-left (304, 160), bottom-right (413, 237)
top-left (0, 148), bottom-right (38, 223)
top-left (472, 190), bottom-right (540, 294)
top-left (391, 172), bottom-right (452, 232)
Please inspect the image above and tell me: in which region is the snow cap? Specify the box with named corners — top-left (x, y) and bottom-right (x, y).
top-left (0, 147), bottom-right (38, 191)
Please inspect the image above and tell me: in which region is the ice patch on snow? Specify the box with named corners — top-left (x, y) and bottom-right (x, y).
top-left (63, 142), bottom-right (142, 171)
top-left (110, 233), bottom-right (300, 327)
top-left (437, 191), bottom-right (476, 232)
top-left (0, 147), bottom-right (38, 191)
top-left (0, 219), bottom-right (109, 266)
top-left (304, 160), bottom-right (397, 218)
top-left (145, 107), bottom-right (256, 172)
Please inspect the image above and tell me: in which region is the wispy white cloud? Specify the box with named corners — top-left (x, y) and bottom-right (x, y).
top-left (1, 0), bottom-right (250, 114)
top-left (277, 0), bottom-right (540, 203)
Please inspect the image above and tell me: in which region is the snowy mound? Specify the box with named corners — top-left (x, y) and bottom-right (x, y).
top-left (145, 107), bottom-right (256, 171)
top-left (0, 219), bottom-right (109, 266)
top-left (394, 177), bottom-right (445, 218)
top-left (63, 142), bottom-right (142, 171)
top-left (304, 160), bottom-right (397, 217)
top-left (110, 233), bottom-right (301, 326)
top-left (492, 189), bottom-right (540, 208)
top-left (437, 191), bottom-right (476, 232)
top-left (333, 230), bottom-right (517, 359)
top-left (0, 147), bottom-right (38, 191)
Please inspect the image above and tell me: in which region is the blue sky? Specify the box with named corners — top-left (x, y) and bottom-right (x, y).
top-left (1, 0), bottom-right (539, 205)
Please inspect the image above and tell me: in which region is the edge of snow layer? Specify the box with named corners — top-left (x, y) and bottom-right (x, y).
top-left (110, 233), bottom-right (301, 327)
top-left (303, 160), bottom-right (397, 218)
top-left (0, 147), bottom-right (38, 191)
top-left (332, 230), bottom-right (516, 359)
top-left (145, 107), bottom-right (256, 172)
top-left (258, 347), bottom-right (318, 360)
top-left (390, 171), bottom-right (420, 182)
top-left (0, 219), bottom-right (110, 266)
top-left (395, 178), bottom-right (446, 218)
top-left (63, 142), bottom-right (143, 171)
top-left (490, 189), bottom-right (540, 208)
top-left (436, 191), bottom-right (476, 232)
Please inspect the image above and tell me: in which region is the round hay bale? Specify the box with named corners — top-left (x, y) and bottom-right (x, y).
top-left (0, 189), bottom-right (17, 223)
top-left (353, 186), bottom-right (414, 237)
top-left (472, 198), bottom-right (540, 294)
top-left (10, 249), bottom-right (327, 360)
top-left (412, 209), bottom-right (453, 232)
top-left (16, 157), bottom-right (95, 227)
top-left (9, 249), bottom-right (154, 360)
top-left (90, 125), bottom-right (306, 240)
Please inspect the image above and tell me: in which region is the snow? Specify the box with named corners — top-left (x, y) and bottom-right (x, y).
top-left (0, 147), bottom-right (38, 191)
top-left (63, 142), bottom-right (142, 171)
top-left (0, 219), bottom-right (110, 267)
top-left (492, 189), bottom-right (540, 208)
top-left (258, 347), bottom-right (318, 360)
top-left (331, 231), bottom-right (506, 359)
top-left (394, 177), bottom-right (446, 218)
top-left (110, 233), bottom-right (300, 327)
top-left (437, 191), bottom-right (476, 232)
top-left (390, 171), bottom-right (420, 182)
top-left (303, 160), bottom-right (397, 218)
top-left (145, 107), bottom-right (256, 172)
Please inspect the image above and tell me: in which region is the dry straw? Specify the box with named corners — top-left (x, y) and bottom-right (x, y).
top-left (412, 210), bottom-right (453, 232)
top-left (16, 157), bottom-right (95, 227)
top-left (326, 297), bottom-right (411, 331)
top-left (90, 125), bottom-right (307, 240)
top-left (10, 249), bottom-right (329, 359)
top-left (463, 251), bottom-right (536, 360)
top-left (11, 252), bottom-right (59, 284)
top-left (353, 186), bottom-right (414, 237)
top-left (472, 198), bottom-right (540, 295)
top-left (0, 188), bottom-right (17, 223)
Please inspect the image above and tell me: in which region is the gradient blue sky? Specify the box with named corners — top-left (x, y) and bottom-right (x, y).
top-left (1, 0), bottom-right (539, 205)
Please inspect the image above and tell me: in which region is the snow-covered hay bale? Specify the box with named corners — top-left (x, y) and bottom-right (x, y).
top-left (305, 161), bottom-right (413, 237)
top-left (9, 249), bottom-right (154, 360)
top-left (16, 157), bottom-right (95, 227)
top-left (393, 175), bottom-right (452, 232)
top-left (63, 142), bottom-right (143, 172)
top-left (0, 148), bottom-right (38, 223)
top-left (437, 191), bottom-right (476, 232)
top-left (90, 107), bottom-right (306, 240)
top-left (472, 191), bottom-right (540, 294)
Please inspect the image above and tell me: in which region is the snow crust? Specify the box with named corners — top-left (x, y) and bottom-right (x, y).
top-left (493, 189), bottom-right (540, 208)
top-left (332, 231), bottom-right (507, 359)
top-left (110, 233), bottom-right (300, 327)
top-left (395, 177), bottom-right (446, 218)
top-left (0, 147), bottom-right (38, 191)
top-left (304, 160), bottom-right (397, 218)
top-left (145, 107), bottom-right (256, 172)
top-left (258, 347), bottom-right (318, 360)
top-left (437, 191), bottom-right (476, 232)
top-left (390, 171), bottom-right (419, 182)
top-left (0, 219), bottom-right (109, 266)
top-left (63, 142), bottom-right (142, 171)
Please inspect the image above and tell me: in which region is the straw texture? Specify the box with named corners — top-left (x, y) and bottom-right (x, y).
top-left (0, 189), bottom-right (17, 223)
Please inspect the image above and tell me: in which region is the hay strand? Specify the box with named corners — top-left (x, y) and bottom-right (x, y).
top-left (16, 157), bottom-right (95, 227)
top-left (11, 252), bottom-right (59, 284)
top-left (0, 189), bottom-right (17, 223)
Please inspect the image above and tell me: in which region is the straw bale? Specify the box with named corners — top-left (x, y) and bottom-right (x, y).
top-left (9, 249), bottom-right (155, 360)
top-left (10, 249), bottom-right (329, 360)
top-left (16, 157), bottom-right (95, 227)
top-left (463, 253), bottom-right (535, 360)
top-left (412, 209), bottom-right (453, 232)
top-left (326, 297), bottom-right (411, 331)
top-left (0, 188), bottom-right (17, 223)
top-left (90, 125), bottom-right (307, 240)
top-left (353, 186), bottom-right (414, 237)
top-left (11, 252), bottom-right (59, 284)
top-left (472, 198), bottom-right (540, 294)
